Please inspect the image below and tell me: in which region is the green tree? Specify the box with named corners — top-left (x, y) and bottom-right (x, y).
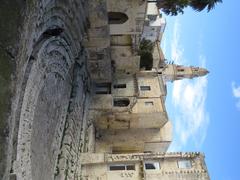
top-left (156, 0), bottom-right (222, 16)
top-left (138, 39), bottom-right (154, 70)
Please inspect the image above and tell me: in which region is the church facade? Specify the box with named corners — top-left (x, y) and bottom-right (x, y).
top-left (81, 0), bottom-right (210, 179)
top-left (0, 0), bottom-right (212, 179)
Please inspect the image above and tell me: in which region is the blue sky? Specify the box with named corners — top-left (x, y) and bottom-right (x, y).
top-left (162, 1), bottom-right (240, 179)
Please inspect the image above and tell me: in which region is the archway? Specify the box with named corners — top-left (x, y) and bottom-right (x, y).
top-left (108, 12), bottom-right (128, 24)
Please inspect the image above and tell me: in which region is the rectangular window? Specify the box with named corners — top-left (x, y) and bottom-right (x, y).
top-left (109, 165), bottom-right (125, 171)
top-left (145, 101), bottom-right (154, 106)
top-left (95, 83), bottom-right (111, 94)
top-left (144, 162), bottom-right (160, 170)
top-left (147, 15), bottom-right (157, 21)
top-left (109, 164), bottom-right (135, 171)
top-left (140, 86), bottom-right (151, 91)
top-left (113, 84), bottom-right (126, 89)
top-left (126, 165), bottom-right (135, 170)
top-left (178, 160), bottom-right (192, 169)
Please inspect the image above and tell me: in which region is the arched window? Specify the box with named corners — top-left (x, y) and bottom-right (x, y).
top-left (113, 98), bottom-right (130, 107)
top-left (108, 12), bottom-right (128, 24)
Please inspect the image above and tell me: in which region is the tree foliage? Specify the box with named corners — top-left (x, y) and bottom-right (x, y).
top-left (139, 39), bottom-right (154, 70)
top-left (157, 0), bottom-right (222, 16)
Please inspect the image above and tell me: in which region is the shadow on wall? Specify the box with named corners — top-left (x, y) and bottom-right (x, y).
top-left (0, 0), bottom-right (24, 178)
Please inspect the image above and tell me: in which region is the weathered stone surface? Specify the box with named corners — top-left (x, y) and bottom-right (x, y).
top-left (0, 49), bottom-right (14, 179)
top-left (1, 1), bottom-right (211, 180)
top-left (1, 0), bottom-right (90, 179)
top-left (0, 0), bottom-right (25, 178)
top-left (81, 152), bottom-right (210, 180)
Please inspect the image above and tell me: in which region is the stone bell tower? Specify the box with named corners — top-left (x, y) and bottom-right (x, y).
top-left (160, 64), bottom-right (209, 82)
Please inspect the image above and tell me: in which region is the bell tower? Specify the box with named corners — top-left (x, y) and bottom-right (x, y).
top-left (160, 64), bottom-right (209, 82)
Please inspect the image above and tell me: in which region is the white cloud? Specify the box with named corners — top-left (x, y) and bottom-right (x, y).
top-left (161, 36), bottom-right (167, 56)
top-left (168, 19), bottom-right (209, 151)
top-left (231, 82), bottom-right (240, 110)
top-left (232, 82), bottom-right (240, 98)
top-left (171, 19), bottom-right (185, 64)
top-left (170, 74), bottom-right (209, 150)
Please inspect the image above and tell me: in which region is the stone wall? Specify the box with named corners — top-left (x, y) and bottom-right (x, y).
top-left (1, 0), bottom-right (90, 179)
top-left (80, 152), bottom-right (210, 180)
top-left (0, 0), bottom-right (25, 178)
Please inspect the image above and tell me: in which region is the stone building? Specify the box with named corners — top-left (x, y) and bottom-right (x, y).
top-left (0, 0), bottom-right (210, 180)
top-left (80, 152), bottom-right (210, 180)
top-left (142, 2), bottom-right (166, 43)
top-left (85, 0), bottom-right (147, 82)
top-left (86, 0), bottom-right (171, 154)
top-left (89, 68), bottom-right (172, 153)
top-left (82, 0), bottom-right (210, 180)
top-left (86, 62), bottom-right (209, 175)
